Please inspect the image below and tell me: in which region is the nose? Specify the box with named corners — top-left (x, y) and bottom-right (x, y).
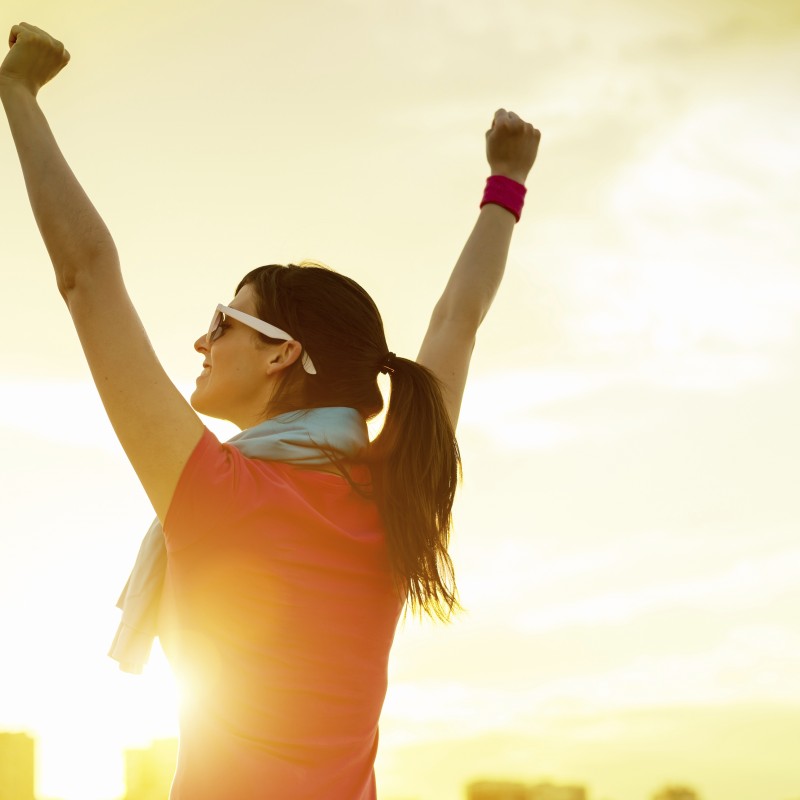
top-left (194, 334), bottom-right (208, 354)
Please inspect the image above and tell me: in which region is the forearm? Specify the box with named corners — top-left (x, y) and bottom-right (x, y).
top-left (1, 80), bottom-right (118, 296)
top-left (431, 202), bottom-right (516, 330)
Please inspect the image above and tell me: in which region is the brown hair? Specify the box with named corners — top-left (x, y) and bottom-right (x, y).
top-left (236, 262), bottom-right (462, 620)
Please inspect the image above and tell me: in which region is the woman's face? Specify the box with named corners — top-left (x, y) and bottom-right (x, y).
top-left (190, 284), bottom-right (283, 428)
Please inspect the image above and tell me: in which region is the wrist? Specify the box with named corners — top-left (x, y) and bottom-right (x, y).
top-left (490, 169), bottom-right (528, 186)
top-left (0, 75), bottom-right (36, 102)
top-left (480, 175), bottom-right (527, 223)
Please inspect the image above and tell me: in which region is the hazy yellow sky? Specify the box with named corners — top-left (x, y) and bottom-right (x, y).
top-left (1, 1), bottom-right (798, 800)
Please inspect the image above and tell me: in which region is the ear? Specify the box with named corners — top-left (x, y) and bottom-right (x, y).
top-left (264, 340), bottom-right (304, 375)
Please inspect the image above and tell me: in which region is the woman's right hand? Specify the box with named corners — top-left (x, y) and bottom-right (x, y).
top-left (485, 108), bottom-right (541, 185)
top-left (0, 22), bottom-right (70, 96)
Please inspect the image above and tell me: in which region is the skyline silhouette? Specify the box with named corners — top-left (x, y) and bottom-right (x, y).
top-left (1, 728), bottom-right (785, 800)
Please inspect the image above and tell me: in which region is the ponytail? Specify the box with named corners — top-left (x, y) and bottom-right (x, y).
top-left (238, 263), bottom-right (462, 620)
top-left (370, 356), bottom-right (462, 621)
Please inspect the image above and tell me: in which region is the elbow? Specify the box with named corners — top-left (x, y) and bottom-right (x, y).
top-left (55, 244), bottom-right (121, 303)
top-left (426, 309), bottom-right (481, 354)
top-left (56, 270), bottom-right (77, 301)
top-left (56, 263), bottom-right (88, 303)
top-left (429, 299), bottom-right (486, 335)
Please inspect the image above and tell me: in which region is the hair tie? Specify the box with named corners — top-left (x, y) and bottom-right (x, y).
top-left (379, 352), bottom-right (397, 375)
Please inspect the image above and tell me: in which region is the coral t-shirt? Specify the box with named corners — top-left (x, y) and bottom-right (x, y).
top-left (162, 428), bottom-right (403, 799)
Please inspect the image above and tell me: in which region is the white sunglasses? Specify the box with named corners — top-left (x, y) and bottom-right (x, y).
top-left (207, 303), bottom-right (317, 375)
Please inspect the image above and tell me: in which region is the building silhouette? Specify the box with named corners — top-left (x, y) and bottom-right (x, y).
top-left (468, 781), bottom-right (529, 800)
top-left (124, 738), bottom-right (178, 800)
top-left (653, 786), bottom-right (700, 800)
top-left (0, 731), bottom-right (35, 800)
top-left (529, 783), bottom-right (587, 800)
top-left (467, 779), bottom-right (586, 800)
top-left (652, 787), bottom-right (700, 800)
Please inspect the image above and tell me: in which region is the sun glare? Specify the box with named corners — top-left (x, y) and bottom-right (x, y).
top-left (35, 646), bottom-right (180, 800)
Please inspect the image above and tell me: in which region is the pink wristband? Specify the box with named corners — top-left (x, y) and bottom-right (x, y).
top-left (480, 175), bottom-right (527, 222)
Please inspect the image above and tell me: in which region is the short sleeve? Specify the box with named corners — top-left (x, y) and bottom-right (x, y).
top-left (163, 427), bottom-right (276, 551)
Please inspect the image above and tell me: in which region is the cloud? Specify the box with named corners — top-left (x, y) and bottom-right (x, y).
top-left (514, 546), bottom-right (800, 635)
top-left (457, 344), bottom-right (785, 456)
top-left (0, 380), bottom-right (236, 451)
top-left (458, 368), bottom-right (614, 450)
top-left (384, 618), bottom-right (800, 744)
top-left (0, 380), bottom-right (117, 451)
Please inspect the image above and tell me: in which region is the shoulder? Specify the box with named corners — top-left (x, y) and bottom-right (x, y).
top-left (165, 432), bottom-right (379, 548)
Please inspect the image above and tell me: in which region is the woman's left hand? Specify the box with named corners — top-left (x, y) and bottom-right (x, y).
top-left (485, 108), bottom-right (541, 185)
top-left (0, 22), bottom-right (70, 96)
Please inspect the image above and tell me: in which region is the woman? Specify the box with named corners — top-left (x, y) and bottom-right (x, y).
top-left (1, 22), bottom-right (540, 800)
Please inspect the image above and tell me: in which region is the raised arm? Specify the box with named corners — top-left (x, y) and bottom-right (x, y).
top-left (1, 23), bottom-right (204, 521)
top-left (416, 109), bottom-right (540, 428)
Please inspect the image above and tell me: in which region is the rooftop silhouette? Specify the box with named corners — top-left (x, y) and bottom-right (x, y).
top-left (0, 731), bottom-right (35, 800)
top-left (466, 779), bottom-right (587, 800)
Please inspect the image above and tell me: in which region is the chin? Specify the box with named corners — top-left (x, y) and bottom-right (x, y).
top-left (190, 390), bottom-right (230, 423)
top-left (189, 387), bottom-right (202, 412)
top-left (190, 387), bottom-right (214, 417)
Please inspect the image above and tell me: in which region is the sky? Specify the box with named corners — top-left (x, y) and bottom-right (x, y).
top-left (1, 1), bottom-right (799, 799)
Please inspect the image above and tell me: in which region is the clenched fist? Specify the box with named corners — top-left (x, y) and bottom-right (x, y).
top-left (0, 22), bottom-right (70, 96)
top-left (486, 109), bottom-right (540, 185)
